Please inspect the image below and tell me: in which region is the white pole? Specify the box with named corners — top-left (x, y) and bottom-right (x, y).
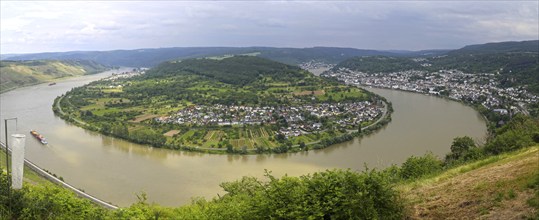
top-left (11, 134), bottom-right (26, 190)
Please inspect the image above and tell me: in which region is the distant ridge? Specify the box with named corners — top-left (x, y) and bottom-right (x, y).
top-left (1, 46), bottom-right (440, 67)
top-left (449, 40), bottom-right (539, 55)
top-left (2, 40), bottom-right (536, 68)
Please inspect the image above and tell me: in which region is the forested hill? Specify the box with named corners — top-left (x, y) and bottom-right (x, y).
top-left (449, 40), bottom-right (539, 55)
top-left (144, 56), bottom-right (307, 86)
top-left (0, 60), bottom-right (108, 93)
top-left (432, 40), bottom-right (539, 92)
top-left (334, 40), bottom-right (538, 72)
top-left (255, 47), bottom-right (399, 65)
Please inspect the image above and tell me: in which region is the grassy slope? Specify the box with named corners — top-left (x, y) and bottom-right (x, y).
top-left (0, 60), bottom-right (107, 93)
top-left (401, 146), bottom-right (539, 219)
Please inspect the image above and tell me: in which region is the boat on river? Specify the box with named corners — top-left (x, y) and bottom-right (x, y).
top-left (30, 130), bottom-right (48, 144)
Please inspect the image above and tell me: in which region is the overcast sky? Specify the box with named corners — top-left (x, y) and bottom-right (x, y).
top-left (1, 1), bottom-right (538, 54)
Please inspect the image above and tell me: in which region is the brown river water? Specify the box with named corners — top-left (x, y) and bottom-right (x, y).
top-left (0, 69), bottom-right (487, 207)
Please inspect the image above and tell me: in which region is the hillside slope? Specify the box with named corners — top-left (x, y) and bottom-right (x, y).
top-left (0, 60), bottom-right (108, 93)
top-left (402, 146), bottom-right (538, 219)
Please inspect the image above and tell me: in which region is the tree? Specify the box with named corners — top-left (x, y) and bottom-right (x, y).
top-left (129, 128), bottom-right (166, 146)
top-left (448, 136), bottom-right (476, 160)
top-left (226, 143), bottom-right (234, 153)
top-left (111, 123), bottom-right (129, 138)
top-left (275, 133), bottom-right (286, 142)
top-left (533, 132), bottom-right (539, 143)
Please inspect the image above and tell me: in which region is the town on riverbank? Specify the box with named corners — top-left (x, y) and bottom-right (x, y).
top-left (322, 68), bottom-right (538, 126)
top-left (156, 101), bottom-right (383, 138)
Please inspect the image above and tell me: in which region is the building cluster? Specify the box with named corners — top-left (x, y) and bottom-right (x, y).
top-left (106, 69), bottom-right (146, 81)
top-left (156, 101), bottom-right (383, 138)
top-left (299, 60), bottom-right (335, 71)
top-left (323, 68), bottom-right (538, 115)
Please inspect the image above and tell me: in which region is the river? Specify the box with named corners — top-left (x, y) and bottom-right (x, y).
top-left (0, 69), bottom-right (487, 207)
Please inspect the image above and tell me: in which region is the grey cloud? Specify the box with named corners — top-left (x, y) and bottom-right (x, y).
top-left (1, 1), bottom-right (537, 54)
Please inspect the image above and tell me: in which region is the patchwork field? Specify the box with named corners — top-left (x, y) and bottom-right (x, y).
top-left (173, 127), bottom-right (279, 149)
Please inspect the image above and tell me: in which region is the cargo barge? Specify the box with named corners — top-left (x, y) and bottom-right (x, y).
top-left (30, 130), bottom-right (48, 144)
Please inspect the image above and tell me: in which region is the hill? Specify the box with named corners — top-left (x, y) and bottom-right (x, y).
top-left (2, 48), bottom-right (250, 67)
top-left (2, 47), bottom-right (420, 67)
top-left (0, 60), bottom-right (108, 93)
top-left (54, 56), bottom-right (386, 153)
top-left (145, 55), bottom-right (305, 86)
top-left (449, 40), bottom-right (539, 55)
top-left (256, 47), bottom-right (399, 65)
top-left (434, 40), bottom-right (539, 93)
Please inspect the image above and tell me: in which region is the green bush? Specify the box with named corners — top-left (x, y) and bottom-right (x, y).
top-left (400, 153), bottom-right (443, 180)
top-left (111, 169), bottom-right (405, 219)
top-left (216, 169), bottom-right (404, 219)
top-left (485, 115), bottom-right (539, 155)
top-left (0, 172), bottom-right (106, 219)
top-left (445, 136), bottom-right (485, 166)
top-left (2, 169), bottom-right (404, 219)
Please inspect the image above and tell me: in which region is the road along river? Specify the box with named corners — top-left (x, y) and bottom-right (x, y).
top-left (0, 69), bottom-right (487, 207)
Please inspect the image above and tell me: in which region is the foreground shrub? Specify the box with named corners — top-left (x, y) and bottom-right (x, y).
top-left (485, 114), bottom-right (539, 155)
top-left (400, 153), bottom-right (443, 180)
top-left (445, 136), bottom-right (485, 166)
top-left (0, 172), bottom-right (106, 220)
top-left (3, 168), bottom-right (404, 219)
top-left (174, 169), bottom-right (405, 219)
